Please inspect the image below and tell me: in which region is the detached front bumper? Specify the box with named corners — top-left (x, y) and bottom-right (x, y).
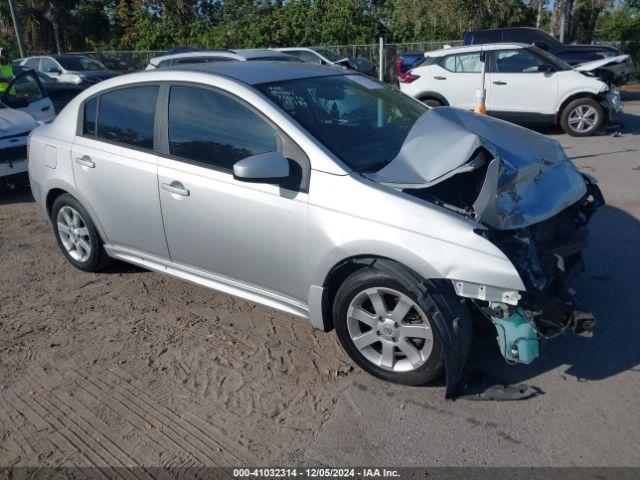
top-left (603, 89), bottom-right (623, 125)
top-left (482, 179), bottom-right (604, 364)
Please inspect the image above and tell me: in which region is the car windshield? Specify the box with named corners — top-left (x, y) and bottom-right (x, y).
top-left (312, 48), bottom-right (344, 62)
top-left (527, 46), bottom-right (572, 71)
top-left (57, 56), bottom-right (106, 71)
top-left (258, 74), bottom-right (426, 171)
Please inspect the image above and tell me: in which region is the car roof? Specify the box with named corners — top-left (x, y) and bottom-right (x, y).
top-left (150, 49), bottom-right (296, 65)
top-left (467, 27), bottom-right (540, 34)
top-left (165, 60), bottom-right (348, 85)
top-left (425, 43), bottom-right (528, 57)
top-left (229, 49), bottom-right (297, 60)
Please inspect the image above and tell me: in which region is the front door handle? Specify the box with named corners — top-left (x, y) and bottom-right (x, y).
top-left (41, 105), bottom-right (51, 111)
top-left (434, 76), bottom-right (447, 80)
top-left (75, 155), bottom-right (95, 168)
top-left (161, 181), bottom-right (190, 197)
top-left (493, 81), bottom-right (507, 85)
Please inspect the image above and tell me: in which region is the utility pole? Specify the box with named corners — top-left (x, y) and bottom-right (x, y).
top-left (7, 0), bottom-right (27, 58)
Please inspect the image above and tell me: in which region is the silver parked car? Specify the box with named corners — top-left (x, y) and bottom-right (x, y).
top-left (28, 62), bottom-right (602, 396)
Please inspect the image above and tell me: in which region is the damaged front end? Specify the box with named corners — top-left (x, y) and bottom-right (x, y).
top-left (368, 107), bottom-right (604, 366)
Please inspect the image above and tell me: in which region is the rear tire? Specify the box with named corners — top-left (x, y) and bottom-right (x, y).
top-left (51, 193), bottom-right (112, 272)
top-left (333, 267), bottom-right (445, 385)
top-left (560, 98), bottom-right (603, 137)
top-left (420, 97), bottom-right (444, 108)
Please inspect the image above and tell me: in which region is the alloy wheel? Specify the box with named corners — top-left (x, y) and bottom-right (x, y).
top-left (346, 287), bottom-right (434, 372)
top-left (568, 105), bottom-right (598, 133)
top-left (57, 205), bottom-right (92, 263)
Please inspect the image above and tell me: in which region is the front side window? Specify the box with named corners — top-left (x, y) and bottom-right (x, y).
top-left (41, 58), bottom-right (59, 72)
top-left (494, 49), bottom-right (544, 73)
top-left (258, 74), bottom-right (426, 172)
top-left (96, 86), bottom-right (158, 149)
top-left (168, 85), bottom-right (278, 170)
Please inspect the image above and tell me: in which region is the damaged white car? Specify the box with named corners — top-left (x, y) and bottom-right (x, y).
top-left (399, 43), bottom-right (624, 136)
top-left (1, 70), bottom-right (55, 188)
top-left (28, 63), bottom-right (603, 397)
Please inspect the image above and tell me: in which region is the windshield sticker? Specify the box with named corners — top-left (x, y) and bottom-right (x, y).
top-left (346, 75), bottom-right (384, 90)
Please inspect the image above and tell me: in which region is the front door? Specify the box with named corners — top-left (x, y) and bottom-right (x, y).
top-left (157, 84), bottom-right (308, 302)
top-left (2, 71), bottom-right (55, 123)
top-left (486, 48), bottom-right (559, 117)
top-left (72, 84), bottom-right (169, 258)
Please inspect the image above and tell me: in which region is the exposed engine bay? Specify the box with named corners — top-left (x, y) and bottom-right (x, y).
top-left (368, 107), bottom-right (605, 365)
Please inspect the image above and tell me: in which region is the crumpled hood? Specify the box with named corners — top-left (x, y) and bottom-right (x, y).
top-left (367, 107), bottom-right (588, 230)
top-left (0, 108), bottom-right (37, 138)
top-left (575, 54), bottom-right (632, 72)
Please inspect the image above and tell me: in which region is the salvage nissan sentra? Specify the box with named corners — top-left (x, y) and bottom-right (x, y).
top-left (28, 62), bottom-right (603, 396)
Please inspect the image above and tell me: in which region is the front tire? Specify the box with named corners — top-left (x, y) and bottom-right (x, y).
top-left (51, 193), bottom-right (112, 272)
top-left (333, 267), bottom-right (444, 385)
top-left (560, 98), bottom-right (603, 137)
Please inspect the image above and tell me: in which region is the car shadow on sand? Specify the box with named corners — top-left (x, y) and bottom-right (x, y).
top-left (0, 185), bottom-right (34, 205)
top-left (464, 204), bottom-right (640, 394)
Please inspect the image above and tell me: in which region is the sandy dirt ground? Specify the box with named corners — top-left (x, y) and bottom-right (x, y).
top-left (1, 96), bottom-right (639, 471)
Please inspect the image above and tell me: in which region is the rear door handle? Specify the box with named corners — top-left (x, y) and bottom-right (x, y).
top-left (161, 181), bottom-right (190, 197)
top-left (41, 106), bottom-right (51, 111)
top-left (434, 76), bottom-right (447, 80)
top-left (75, 155), bottom-right (95, 168)
top-left (493, 81), bottom-right (507, 85)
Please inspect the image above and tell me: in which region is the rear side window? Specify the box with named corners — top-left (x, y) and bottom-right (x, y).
top-left (440, 53), bottom-right (482, 73)
top-left (168, 85), bottom-right (278, 170)
top-left (24, 58), bottom-right (40, 69)
top-left (96, 86), bottom-right (158, 149)
top-left (83, 97), bottom-right (98, 135)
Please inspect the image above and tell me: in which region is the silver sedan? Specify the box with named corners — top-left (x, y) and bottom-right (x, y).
top-left (28, 61), bottom-right (603, 397)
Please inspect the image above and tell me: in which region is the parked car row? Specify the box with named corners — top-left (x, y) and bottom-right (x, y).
top-left (3, 30), bottom-right (631, 191)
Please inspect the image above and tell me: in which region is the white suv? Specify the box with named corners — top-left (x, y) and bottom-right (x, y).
top-left (399, 43), bottom-right (622, 136)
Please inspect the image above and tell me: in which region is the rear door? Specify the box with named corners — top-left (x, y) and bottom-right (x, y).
top-left (71, 84), bottom-right (170, 258)
top-left (486, 48), bottom-right (559, 117)
top-left (428, 51), bottom-right (486, 110)
top-left (2, 70), bottom-right (55, 123)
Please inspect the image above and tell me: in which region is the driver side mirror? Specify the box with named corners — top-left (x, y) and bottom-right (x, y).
top-left (233, 152), bottom-right (290, 183)
top-left (46, 67), bottom-right (61, 74)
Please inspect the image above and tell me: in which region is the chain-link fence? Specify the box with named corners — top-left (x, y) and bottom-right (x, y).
top-left (315, 40), bottom-right (463, 83)
top-left (75, 40), bottom-right (463, 83)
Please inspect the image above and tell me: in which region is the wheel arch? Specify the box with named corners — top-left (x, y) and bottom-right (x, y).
top-left (317, 255), bottom-right (428, 333)
top-left (44, 183), bottom-right (108, 242)
top-left (416, 91), bottom-right (450, 106)
top-left (318, 254), bottom-right (474, 399)
top-left (556, 91), bottom-right (603, 123)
